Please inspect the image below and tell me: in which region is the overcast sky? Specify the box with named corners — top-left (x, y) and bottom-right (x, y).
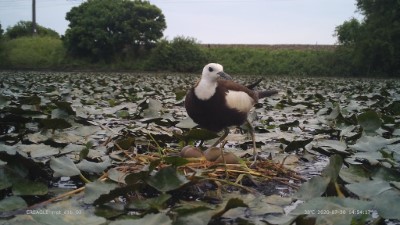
top-left (0, 0), bottom-right (361, 44)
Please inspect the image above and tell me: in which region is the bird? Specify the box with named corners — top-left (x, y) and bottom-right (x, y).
top-left (184, 63), bottom-right (277, 162)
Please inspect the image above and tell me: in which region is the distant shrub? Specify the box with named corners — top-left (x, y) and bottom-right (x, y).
top-left (5, 21), bottom-right (59, 39)
top-left (205, 47), bottom-right (337, 76)
top-left (3, 36), bottom-right (65, 69)
top-left (146, 36), bottom-right (207, 72)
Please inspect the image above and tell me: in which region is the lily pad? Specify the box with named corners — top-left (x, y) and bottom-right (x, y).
top-left (145, 166), bottom-right (189, 193)
top-left (0, 196), bottom-right (27, 211)
top-left (373, 189), bottom-right (400, 220)
top-left (84, 180), bottom-right (119, 204)
top-left (12, 180), bottom-right (48, 196)
top-left (50, 156), bottom-right (81, 177)
top-left (345, 180), bottom-right (392, 199)
top-left (357, 110), bottom-right (382, 133)
top-left (109, 213), bottom-right (172, 225)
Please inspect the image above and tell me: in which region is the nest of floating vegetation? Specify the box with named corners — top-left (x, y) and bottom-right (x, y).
top-left (113, 149), bottom-right (305, 194)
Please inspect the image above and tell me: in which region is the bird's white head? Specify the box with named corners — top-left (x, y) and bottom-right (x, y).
top-left (201, 63), bottom-right (232, 81)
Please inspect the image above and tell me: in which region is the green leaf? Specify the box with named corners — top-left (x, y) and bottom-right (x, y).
top-left (108, 213), bottom-right (172, 225)
top-left (127, 193), bottom-right (171, 211)
top-left (213, 198), bottom-right (248, 219)
top-left (346, 180), bottom-right (392, 199)
top-left (0, 196), bottom-right (27, 211)
top-left (50, 156), bottom-right (81, 177)
top-left (291, 197), bottom-right (372, 224)
top-left (84, 180), bottom-right (119, 204)
top-left (143, 99), bottom-right (163, 118)
top-left (357, 110), bottom-right (382, 132)
top-left (283, 138), bottom-right (313, 152)
top-left (293, 176), bottom-right (330, 201)
top-left (76, 159), bottom-right (111, 174)
top-left (39, 118), bottom-right (72, 130)
top-left (339, 164), bottom-right (370, 184)
top-left (373, 189), bottom-right (400, 219)
top-left (12, 180), bottom-right (48, 196)
top-left (175, 128), bottom-right (219, 142)
top-left (321, 154), bottom-right (343, 182)
top-left (163, 156), bottom-right (190, 167)
top-left (279, 120), bottom-right (300, 131)
top-left (145, 166), bottom-right (189, 193)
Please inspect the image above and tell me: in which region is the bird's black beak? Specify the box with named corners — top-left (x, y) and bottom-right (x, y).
top-left (217, 71), bottom-right (232, 80)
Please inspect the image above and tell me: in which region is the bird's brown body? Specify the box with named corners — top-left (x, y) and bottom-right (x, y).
top-left (185, 79), bottom-right (258, 132)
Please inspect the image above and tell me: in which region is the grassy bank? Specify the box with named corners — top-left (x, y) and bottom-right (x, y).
top-left (0, 36), bottom-right (350, 76)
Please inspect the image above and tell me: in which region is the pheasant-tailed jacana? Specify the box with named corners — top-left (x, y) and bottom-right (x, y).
top-left (185, 63), bottom-right (277, 161)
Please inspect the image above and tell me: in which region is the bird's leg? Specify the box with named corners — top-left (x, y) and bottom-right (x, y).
top-left (211, 127), bottom-right (230, 148)
top-left (246, 118), bottom-right (258, 166)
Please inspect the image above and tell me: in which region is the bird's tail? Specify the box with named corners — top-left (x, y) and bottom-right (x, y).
top-left (257, 90), bottom-right (278, 99)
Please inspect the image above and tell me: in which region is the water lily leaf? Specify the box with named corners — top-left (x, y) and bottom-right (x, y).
top-left (61, 144), bottom-right (85, 154)
top-left (321, 154), bottom-right (343, 183)
top-left (54, 101), bottom-right (75, 115)
top-left (31, 197), bottom-right (106, 225)
top-left (0, 196), bottom-right (27, 211)
top-left (290, 197), bottom-right (372, 225)
top-left (386, 101), bottom-right (400, 115)
top-left (339, 164), bottom-right (370, 184)
top-left (174, 205), bottom-right (214, 225)
top-left (264, 214), bottom-right (297, 225)
top-left (357, 110), bottom-right (382, 132)
top-left (19, 95), bottom-right (41, 105)
top-left (76, 158), bottom-right (111, 174)
top-left (373, 189), bottom-right (400, 220)
top-left (12, 180), bottom-right (48, 196)
top-left (349, 135), bottom-right (400, 152)
top-left (175, 128), bottom-right (219, 142)
top-left (213, 198), bottom-right (248, 219)
top-left (18, 144), bottom-right (60, 158)
top-left (51, 108), bottom-right (69, 119)
top-left (107, 167), bottom-right (128, 184)
top-left (127, 193), bottom-right (171, 211)
top-left (145, 166), bottom-right (189, 193)
top-left (0, 143), bottom-right (17, 155)
top-left (279, 120), bottom-right (299, 131)
top-left (315, 140), bottom-right (348, 154)
top-left (94, 203), bottom-right (126, 219)
top-left (39, 118), bottom-right (72, 131)
top-left (283, 138), bottom-right (313, 152)
top-left (143, 99), bottom-right (163, 118)
top-left (0, 94), bottom-right (10, 108)
top-left (116, 110), bottom-right (130, 118)
top-left (163, 156), bottom-right (190, 167)
top-left (175, 117), bottom-right (198, 129)
top-left (293, 176), bottom-right (330, 200)
top-left (50, 156), bottom-right (81, 177)
top-left (109, 213), bottom-right (172, 225)
top-left (84, 180), bottom-right (119, 204)
top-left (345, 180), bottom-right (392, 199)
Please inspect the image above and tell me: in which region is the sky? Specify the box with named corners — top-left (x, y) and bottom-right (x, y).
top-left (0, 0), bottom-right (361, 45)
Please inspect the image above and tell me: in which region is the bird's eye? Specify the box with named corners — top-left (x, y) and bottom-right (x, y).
top-left (208, 67), bottom-right (214, 72)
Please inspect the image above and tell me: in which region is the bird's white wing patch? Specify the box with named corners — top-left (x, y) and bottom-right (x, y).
top-left (225, 90), bottom-right (254, 112)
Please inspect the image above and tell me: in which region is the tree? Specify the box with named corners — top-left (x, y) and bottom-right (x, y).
top-left (5, 21), bottom-right (59, 39)
top-left (0, 23), bottom-right (3, 39)
top-left (147, 37), bottom-right (207, 72)
top-left (63, 0), bottom-right (166, 60)
top-left (335, 0), bottom-right (400, 76)
top-left (334, 18), bottom-right (361, 46)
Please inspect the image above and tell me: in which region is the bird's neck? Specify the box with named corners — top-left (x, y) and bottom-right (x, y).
top-left (194, 78), bottom-right (217, 100)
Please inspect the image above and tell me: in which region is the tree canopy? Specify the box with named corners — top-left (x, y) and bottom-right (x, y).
top-left (335, 0), bottom-right (400, 76)
top-left (0, 23), bottom-right (3, 39)
top-left (5, 21), bottom-right (59, 39)
top-left (63, 0), bottom-right (166, 60)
